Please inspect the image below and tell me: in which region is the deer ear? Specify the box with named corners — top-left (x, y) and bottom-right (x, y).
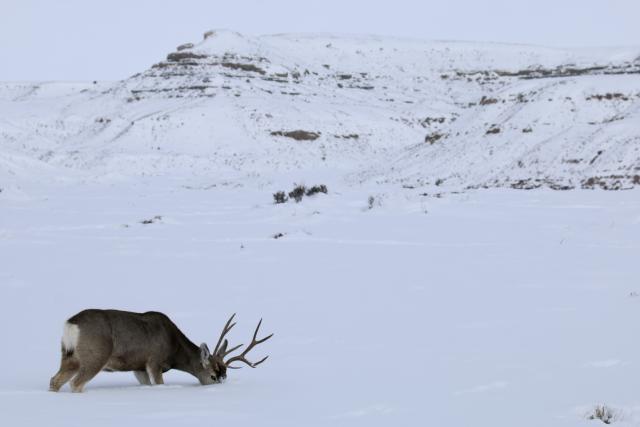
top-left (200, 343), bottom-right (211, 366)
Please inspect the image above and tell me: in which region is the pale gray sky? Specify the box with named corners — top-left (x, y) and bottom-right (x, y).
top-left (2, 0), bottom-right (638, 81)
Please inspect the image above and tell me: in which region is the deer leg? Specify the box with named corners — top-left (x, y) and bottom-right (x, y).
top-left (70, 361), bottom-right (106, 393)
top-left (49, 354), bottom-right (79, 392)
top-left (146, 364), bottom-right (164, 385)
top-left (70, 339), bottom-right (111, 393)
top-left (134, 370), bottom-right (151, 385)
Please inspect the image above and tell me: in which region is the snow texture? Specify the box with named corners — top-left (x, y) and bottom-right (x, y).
top-left (0, 30), bottom-right (640, 426)
top-left (1, 30), bottom-right (639, 191)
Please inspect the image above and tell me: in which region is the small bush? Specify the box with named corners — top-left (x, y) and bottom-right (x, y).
top-left (587, 405), bottom-right (617, 424)
top-left (486, 125), bottom-right (501, 135)
top-left (367, 196), bottom-right (375, 210)
top-left (288, 185), bottom-right (306, 203)
top-left (306, 185), bottom-right (328, 196)
top-left (273, 191), bottom-right (288, 204)
top-left (425, 132), bottom-right (445, 145)
top-left (141, 215), bottom-right (162, 225)
top-left (274, 184), bottom-right (328, 204)
top-left (587, 93), bottom-right (629, 101)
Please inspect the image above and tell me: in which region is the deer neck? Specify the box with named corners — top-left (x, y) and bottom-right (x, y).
top-left (172, 338), bottom-right (204, 378)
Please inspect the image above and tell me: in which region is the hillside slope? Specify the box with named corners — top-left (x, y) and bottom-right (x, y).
top-left (1, 30), bottom-right (639, 190)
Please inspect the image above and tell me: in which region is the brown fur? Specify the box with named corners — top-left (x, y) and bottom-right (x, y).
top-left (49, 309), bottom-right (228, 392)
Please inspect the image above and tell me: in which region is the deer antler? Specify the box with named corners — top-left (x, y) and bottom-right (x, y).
top-left (213, 313), bottom-right (238, 356)
top-left (224, 319), bottom-right (273, 368)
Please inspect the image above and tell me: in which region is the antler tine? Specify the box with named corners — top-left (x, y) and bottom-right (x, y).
top-left (253, 319), bottom-right (274, 344)
top-left (222, 343), bottom-right (243, 357)
top-left (213, 313), bottom-right (237, 355)
top-left (252, 355), bottom-right (269, 366)
top-left (224, 318), bottom-right (273, 368)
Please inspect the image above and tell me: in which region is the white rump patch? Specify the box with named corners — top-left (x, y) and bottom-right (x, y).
top-left (61, 322), bottom-right (79, 352)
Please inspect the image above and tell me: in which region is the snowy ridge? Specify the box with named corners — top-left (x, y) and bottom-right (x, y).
top-left (1, 30), bottom-right (639, 190)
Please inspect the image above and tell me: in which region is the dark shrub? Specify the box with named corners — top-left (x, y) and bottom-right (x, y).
top-left (273, 191), bottom-right (288, 204)
top-left (275, 184), bottom-right (328, 204)
top-left (141, 215), bottom-right (162, 225)
top-left (288, 185), bottom-right (306, 202)
top-left (306, 185), bottom-right (328, 196)
top-left (425, 132), bottom-right (444, 144)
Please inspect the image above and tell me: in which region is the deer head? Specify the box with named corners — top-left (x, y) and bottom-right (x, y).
top-left (197, 313), bottom-right (273, 385)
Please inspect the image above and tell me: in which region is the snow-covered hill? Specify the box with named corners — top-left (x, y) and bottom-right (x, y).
top-left (1, 30), bottom-right (639, 192)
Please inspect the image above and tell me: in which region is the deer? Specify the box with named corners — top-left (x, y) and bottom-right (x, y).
top-left (49, 310), bottom-right (272, 393)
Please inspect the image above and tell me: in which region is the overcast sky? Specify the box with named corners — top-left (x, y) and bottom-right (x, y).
top-left (2, 0), bottom-right (639, 81)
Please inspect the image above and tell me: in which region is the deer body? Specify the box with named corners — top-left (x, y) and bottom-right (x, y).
top-left (49, 309), bottom-right (271, 393)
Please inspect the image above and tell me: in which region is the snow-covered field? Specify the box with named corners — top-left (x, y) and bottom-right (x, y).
top-left (1, 30), bottom-right (640, 426)
top-left (1, 179), bottom-right (639, 426)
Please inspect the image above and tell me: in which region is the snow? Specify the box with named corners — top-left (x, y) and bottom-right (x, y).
top-left (1, 30), bottom-right (638, 191)
top-left (1, 180), bottom-right (639, 426)
top-left (1, 30), bottom-right (640, 426)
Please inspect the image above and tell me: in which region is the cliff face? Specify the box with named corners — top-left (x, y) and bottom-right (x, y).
top-left (1, 30), bottom-right (639, 190)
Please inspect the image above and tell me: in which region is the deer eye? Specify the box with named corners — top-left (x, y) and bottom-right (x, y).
top-left (210, 375), bottom-right (216, 381)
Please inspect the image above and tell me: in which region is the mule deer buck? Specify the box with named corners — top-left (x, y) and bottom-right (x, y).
top-left (49, 310), bottom-right (272, 393)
